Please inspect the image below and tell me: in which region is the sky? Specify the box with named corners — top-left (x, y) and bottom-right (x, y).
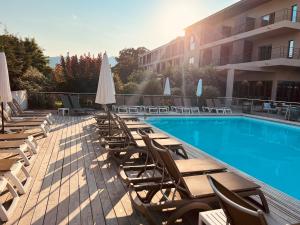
top-left (0, 0), bottom-right (239, 57)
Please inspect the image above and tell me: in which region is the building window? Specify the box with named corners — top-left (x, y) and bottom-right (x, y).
top-left (288, 40), bottom-right (295, 58)
top-left (189, 57), bottom-right (195, 65)
top-left (291, 5), bottom-right (298, 22)
top-left (258, 45), bottom-right (272, 60)
top-left (190, 35), bottom-right (195, 50)
top-left (261, 13), bottom-right (275, 26)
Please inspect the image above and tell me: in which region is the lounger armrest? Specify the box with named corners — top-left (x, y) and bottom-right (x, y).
top-left (121, 164), bottom-right (156, 171)
top-left (131, 181), bottom-right (174, 191)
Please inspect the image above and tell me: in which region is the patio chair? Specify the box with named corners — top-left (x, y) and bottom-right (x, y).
top-left (213, 99), bottom-right (232, 114)
top-left (143, 96), bottom-right (158, 114)
top-left (120, 131), bottom-right (226, 185)
top-left (69, 95), bottom-right (96, 114)
top-left (124, 95), bottom-right (141, 114)
top-left (129, 146), bottom-right (269, 225)
top-left (170, 97), bottom-right (182, 112)
top-left (262, 102), bottom-right (277, 114)
top-left (0, 159), bottom-right (31, 195)
top-left (203, 175), bottom-right (299, 225)
top-left (0, 176), bottom-right (19, 222)
top-left (203, 99), bottom-right (225, 114)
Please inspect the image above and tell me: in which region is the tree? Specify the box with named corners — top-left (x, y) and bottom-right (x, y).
top-left (0, 33), bottom-right (52, 91)
top-left (112, 47), bottom-right (148, 83)
top-left (123, 82), bottom-right (139, 94)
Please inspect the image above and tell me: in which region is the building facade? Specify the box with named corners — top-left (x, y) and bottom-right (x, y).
top-left (184, 0), bottom-right (300, 102)
top-left (138, 37), bottom-right (184, 73)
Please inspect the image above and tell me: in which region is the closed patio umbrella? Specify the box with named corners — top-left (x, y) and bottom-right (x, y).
top-left (196, 79), bottom-right (202, 106)
top-left (196, 79), bottom-right (202, 97)
top-left (163, 77), bottom-right (171, 96)
top-left (0, 52), bottom-right (12, 133)
top-left (95, 52), bottom-right (116, 135)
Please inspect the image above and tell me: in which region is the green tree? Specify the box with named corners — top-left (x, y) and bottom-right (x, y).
top-left (112, 47), bottom-right (147, 83)
top-left (123, 82), bottom-right (139, 94)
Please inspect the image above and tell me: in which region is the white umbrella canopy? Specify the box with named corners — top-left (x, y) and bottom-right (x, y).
top-left (0, 52), bottom-right (12, 133)
top-left (163, 77), bottom-right (171, 96)
top-left (196, 79), bottom-right (203, 97)
top-left (95, 52), bottom-right (116, 105)
top-left (0, 52), bottom-right (12, 103)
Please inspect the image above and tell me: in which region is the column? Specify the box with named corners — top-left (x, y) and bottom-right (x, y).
top-left (225, 69), bottom-right (235, 106)
top-left (271, 79), bottom-right (278, 101)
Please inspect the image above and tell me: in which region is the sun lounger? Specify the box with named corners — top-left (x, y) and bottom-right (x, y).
top-left (0, 177), bottom-right (19, 222)
top-left (0, 159), bottom-right (31, 195)
top-left (69, 95), bottom-right (96, 114)
top-left (263, 102), bottom-right (278, 114)
top-left (120, 131), bottom-right (226, 185)
top-left (203, 99), bottom-right (225, 114)
top-left (0, 134), bottom-right (39, 154)
top-left (8, 100), bottom-right (54, 124)
top-left (0, 141), bottom-right (35, 166)
top-left (129, 143), bottom-right (269, 225)
top-left (213, 99), bottom-right (232, 114)
top-left (201, 175), bottom-right (298, 225)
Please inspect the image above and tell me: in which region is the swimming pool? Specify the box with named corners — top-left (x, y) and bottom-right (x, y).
top-left (146, 116), bottom-right (300, 200)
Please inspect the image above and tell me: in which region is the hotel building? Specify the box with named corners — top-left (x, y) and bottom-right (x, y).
top-left (139, 0), bottom-right (300, 102)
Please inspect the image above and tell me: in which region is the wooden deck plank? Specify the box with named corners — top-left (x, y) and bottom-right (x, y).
top-left (6, 116), bottom-right (62, 225)
top-left (1, 115), bottom-right (298, 225)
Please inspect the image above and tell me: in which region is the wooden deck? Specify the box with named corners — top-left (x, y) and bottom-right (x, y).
top-left (2, 115), bottom-right (300, 225)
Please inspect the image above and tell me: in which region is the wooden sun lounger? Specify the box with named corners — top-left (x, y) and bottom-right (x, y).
top-left (0, 159), bottom-right (31, 195)
top-left (120, 132), bottom-right (226, 185)
top-left (0, 177), bottom-right (19, 222)
top-left (0, 141), bottom-right (35, 166)
top-left (128, 141), bottom-right (269, 225)
top-left (0, 134), bottom-right (39, 154)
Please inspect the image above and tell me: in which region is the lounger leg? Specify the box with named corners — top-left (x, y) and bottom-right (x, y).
top-left (0, 178), bottom-right (19, 222)
top-left (166, 202), bottom-right (211, 225)
top-left (25, 135), bottom-right (39, 154)
top-left (18, 145), bottom-right (31, 166)
top-left (5, 162), bottom-right (31, 195)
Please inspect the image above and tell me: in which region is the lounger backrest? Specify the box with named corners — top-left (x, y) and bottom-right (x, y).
top-left (7, 102), bottom-right (20, 116)
top-left (115, 117), bottom-right (135, 143)
top-left (70, 95), bottom-right (81, 108)
top-left (12, 99), bottom-right (24, 113)
top-left (2, 110), bottom-right (12, 122)
top-left (139, 130), bottom-right (163, 166)
top-left (208, 176), bottom-right (268, 225)
top-left (143, 96), bottom-right (152, 106)
top-left (183, 98), bottom-right (191, 107)
top-left (59, 94), bottom-right (73, 108)
top-left (152, 142), bottom-right (183, 183)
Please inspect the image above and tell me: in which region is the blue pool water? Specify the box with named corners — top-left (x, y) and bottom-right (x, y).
top-left (147, 116), bottom-right (300, 200)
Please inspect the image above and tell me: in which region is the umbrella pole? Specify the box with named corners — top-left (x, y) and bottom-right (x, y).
top-left (1, 102), bottom-right (4, 134)
top-left (108, 105), bottom-right (111, 136)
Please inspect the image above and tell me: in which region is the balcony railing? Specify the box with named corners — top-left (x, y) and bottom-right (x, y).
top-left (201, 8), bottom-right (300, 45)
top-left (200, 46), bottom-right (300, 67)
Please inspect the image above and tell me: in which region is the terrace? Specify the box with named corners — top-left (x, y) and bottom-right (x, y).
top-left (1, 114), bottom-right (300, 225)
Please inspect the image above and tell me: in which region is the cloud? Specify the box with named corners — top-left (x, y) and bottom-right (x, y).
top-left (72, 14), bottom-right (78, 20)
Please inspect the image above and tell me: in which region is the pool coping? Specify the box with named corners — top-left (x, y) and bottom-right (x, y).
top-left (142, 115), bottom-right (300, 222)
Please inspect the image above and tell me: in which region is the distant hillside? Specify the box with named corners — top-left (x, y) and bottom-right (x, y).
top-left (108, 56), bottom-right (117, 67)
top-left (48, 56), bottom-right (60, 68)
top-left (48, 56), bottom-right (117, 68)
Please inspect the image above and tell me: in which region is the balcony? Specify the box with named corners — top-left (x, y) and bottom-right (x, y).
top-left (200, 46), bottom-right (300, 67)
top-left (199, 8), bottom-right (300, 49)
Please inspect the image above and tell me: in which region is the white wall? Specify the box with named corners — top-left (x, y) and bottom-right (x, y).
top-left (12, 90), bottom-right (28, 109)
